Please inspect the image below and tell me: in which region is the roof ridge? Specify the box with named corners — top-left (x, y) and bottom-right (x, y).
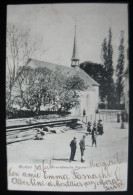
top-left (30, 58), bottom-right (69, 69)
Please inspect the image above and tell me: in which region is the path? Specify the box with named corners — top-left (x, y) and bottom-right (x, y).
top-left (7, 119), bottom-right (128, 165)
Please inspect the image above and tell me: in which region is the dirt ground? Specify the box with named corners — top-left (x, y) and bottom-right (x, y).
top-left (7, 119), bottom-right (128, 165)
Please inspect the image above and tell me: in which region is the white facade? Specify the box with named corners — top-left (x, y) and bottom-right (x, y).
top-left (70, 23), bottom-right (99, 119)
top-left (70, 85), bottom-right (99, 118)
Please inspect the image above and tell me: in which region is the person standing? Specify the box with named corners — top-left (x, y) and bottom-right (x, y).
top-left (97, 120), bottom-right (104, 135)
top-left (69, 137), bottom-right (77, 162)
top-left (92, 130), bottom-right (97, 147)
top-left (121, 111), bottom-right (126, 129)
top-left (87, 121), bottom-right (91, 134)
top-left (93, 121), bottom-right (97, 132)
top-left (79, 135), bottom-right (86, 162)
top-left (117, 113), bottom-right (120, 123)
top-left (83, 108), bottom-right (86, 117)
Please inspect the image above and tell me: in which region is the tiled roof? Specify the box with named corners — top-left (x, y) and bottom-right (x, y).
top-left (27, 59), bottom-right (99, 87)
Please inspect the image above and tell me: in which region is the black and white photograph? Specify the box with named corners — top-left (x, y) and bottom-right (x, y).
top-left (6, 3), bottom-right (129, 191)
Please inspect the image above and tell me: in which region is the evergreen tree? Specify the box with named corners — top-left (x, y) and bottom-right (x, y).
top-left (80, 62), bottom-right (108, 102)
top-left (116, 31), bottom-right (125, 104)
top-left (107, 28), bottom-right (114, 78)
top-left (101, 28), bottom-right (115, 105)
top-left (101, 38), bottom-right (108, 70)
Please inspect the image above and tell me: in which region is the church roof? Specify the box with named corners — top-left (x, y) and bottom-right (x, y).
top-left (27, 59), bottom-right (99, 86)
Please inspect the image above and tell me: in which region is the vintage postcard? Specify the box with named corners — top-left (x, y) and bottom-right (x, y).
top-left (6, 3), bottom-right (129, 191)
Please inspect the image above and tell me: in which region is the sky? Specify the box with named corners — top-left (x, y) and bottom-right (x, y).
top-left (7, 3), bottom-right (128, 68)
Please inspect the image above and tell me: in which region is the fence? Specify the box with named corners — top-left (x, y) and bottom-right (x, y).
top-left (82, 110), bottom-right (124, 124)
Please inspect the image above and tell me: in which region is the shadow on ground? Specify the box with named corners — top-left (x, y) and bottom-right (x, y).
top-left (53, 158), bottom-right (69, 162)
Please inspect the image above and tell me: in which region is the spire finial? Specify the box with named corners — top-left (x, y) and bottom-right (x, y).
top-left (71, 17), bottom-right (80, 68)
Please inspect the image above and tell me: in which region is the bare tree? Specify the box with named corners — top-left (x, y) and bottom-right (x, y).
top-left (6, 24), bottom-right (42, 108)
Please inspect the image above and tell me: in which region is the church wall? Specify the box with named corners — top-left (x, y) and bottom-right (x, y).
top-left (70, 86), bottom-right (99, 118)
top-left (93, 86), bottom-right (99, 110)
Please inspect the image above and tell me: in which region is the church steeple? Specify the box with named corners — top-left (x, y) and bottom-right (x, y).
top-left (71, 19), bottom-right (80, 67)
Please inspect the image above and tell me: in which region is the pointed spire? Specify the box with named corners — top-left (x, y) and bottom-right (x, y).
top-left (71, 18), bottom-right (80, 67)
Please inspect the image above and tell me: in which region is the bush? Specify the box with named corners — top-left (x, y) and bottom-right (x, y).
top-left (6, 109), bottom-right (71, 119)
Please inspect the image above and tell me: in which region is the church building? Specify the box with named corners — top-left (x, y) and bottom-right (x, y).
top-left (11, 23), bottom-right (100, 118)
top-left (26, 23), bottom-right (99, 117)
top-left (70, 22), bottom-right (99, 117)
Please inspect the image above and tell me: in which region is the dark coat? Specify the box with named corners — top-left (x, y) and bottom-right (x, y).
top-left (70, 139), bottom-right (77, 149)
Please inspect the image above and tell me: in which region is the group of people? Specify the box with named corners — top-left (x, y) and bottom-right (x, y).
top-left (69, 134), bottom-right (97, 163)
top-left (87, 120), bottom-right (104, 135)
top-left (69, 119), bottom-right (104, 163)
top-left (69, 135), bottom-right (86, 163)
